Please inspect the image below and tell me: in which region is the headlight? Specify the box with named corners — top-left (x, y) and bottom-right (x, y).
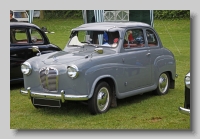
top-left (21, 62), bottom-right (32, 75)
top-left (67, 65), bottom-right (79, 79)
top-left (185, 72), bottom-right (190, 89)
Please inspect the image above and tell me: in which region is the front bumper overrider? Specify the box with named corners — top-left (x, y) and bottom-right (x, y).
top-left (178, 106), bottom-right (190, 115)
top-left (20, 87), bottom-right (88, 103)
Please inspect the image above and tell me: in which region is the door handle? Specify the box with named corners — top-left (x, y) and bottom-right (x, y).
top-left (146, 53), bottom-right (151, 56)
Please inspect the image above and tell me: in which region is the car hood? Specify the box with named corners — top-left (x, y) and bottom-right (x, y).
top-left (41, 46), bottom-right (116, 65)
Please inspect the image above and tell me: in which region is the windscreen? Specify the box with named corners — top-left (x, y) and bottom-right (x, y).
top-left (68, 30), bottom-right (120, 48)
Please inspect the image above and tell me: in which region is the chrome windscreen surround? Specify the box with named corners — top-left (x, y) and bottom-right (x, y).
top-left (39, 67), bottom-right (58, 92)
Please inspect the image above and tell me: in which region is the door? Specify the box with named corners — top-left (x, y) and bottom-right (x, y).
top-left (10, 27), bottom-right (31, 82)
top-left (118, 28), bottom-right (152, 93)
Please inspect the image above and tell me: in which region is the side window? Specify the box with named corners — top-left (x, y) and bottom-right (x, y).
top-left (10, 28), bottom-right (28, 44)
top-left (146, 29), bottom-right (158, 47)
top-left (30, 28), bottom-right (44, 44)
top-left (123, 29), bottom-right (144, 49)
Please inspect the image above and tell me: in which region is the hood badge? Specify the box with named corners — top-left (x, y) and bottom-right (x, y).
top-left (44, 67), bottom-right (49, 75)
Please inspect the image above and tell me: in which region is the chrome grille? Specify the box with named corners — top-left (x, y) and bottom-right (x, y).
top-left (39, 67), bottom-right (58, 92)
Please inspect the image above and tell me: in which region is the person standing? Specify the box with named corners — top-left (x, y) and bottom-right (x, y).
top-left (128, 30), bottom-right (134, 43)
top-left (10, 10), bottom-right (18, 22)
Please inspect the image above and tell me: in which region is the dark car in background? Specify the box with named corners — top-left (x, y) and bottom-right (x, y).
top-left (179, 72), bottom-right (190, 115)
top-left (10, 22), bottom-right (62, 84)
top-left (11, 10), bottom-right (29, 22)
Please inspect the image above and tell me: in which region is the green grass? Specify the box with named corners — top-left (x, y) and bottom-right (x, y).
top-left (10, 18), bottom-right (190, 129)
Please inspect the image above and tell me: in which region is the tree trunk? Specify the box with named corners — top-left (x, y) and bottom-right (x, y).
top-left (40, 10), bottom-right (44, 19)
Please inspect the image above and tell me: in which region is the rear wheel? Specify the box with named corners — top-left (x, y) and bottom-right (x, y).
top-left (155, 72), bottom-right (170, 95)
top-left (88, 82), bottom-right (112, 115)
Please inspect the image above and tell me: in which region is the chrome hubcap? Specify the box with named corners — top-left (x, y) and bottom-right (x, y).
top-left (97, 87), bottom-right (109, 112)
top-left (158, 73), bottom-right (168, 93)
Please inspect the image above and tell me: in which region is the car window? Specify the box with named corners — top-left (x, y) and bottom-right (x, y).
top-left (29, 28), bottom-right (44, 44)
top-left (146, 29), bottom-right (158, 47)
top-left (14, 12), bottom-right (28, 18)
top-left (10, 28), bottom-right (28, 44)
top-left (123, 29), bottom-right (145, 49)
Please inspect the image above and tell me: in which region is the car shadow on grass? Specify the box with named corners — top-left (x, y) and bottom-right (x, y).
top-left (116, 91), bottom-right (156, 108)
top-left (10, 83), bottom-right (24, 90)
top-left (30, 101), bottom-right (90, 116)
top-left (29, 91), bottom-right (157, 116)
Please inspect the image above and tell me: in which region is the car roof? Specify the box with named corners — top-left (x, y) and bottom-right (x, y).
top-left (12, 10), bottom-right (27, 12)
top-left (10, 22), bottom-right (39, 28)
top-left (72, 21), bottom-right (152, 32)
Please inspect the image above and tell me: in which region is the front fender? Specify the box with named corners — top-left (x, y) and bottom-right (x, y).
top-left (85, 63), bottom-right (119, 99)
top-left (88, 75), bottom-right (117, 98)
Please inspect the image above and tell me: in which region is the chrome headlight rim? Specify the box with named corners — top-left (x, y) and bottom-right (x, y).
top-left (21, 62), bottom-right (32, 75)
top-left (185, 72), bottom-right (190, 89)
top-left (67, 65), bottom-right (79, 79)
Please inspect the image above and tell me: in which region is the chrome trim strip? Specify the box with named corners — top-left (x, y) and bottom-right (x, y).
top-left (179, 107), bottom-right (190, 115)
top-left (20, 88), bottom-right (88, 102)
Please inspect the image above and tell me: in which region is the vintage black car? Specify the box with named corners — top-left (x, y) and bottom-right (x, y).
top-left (179, 72), bottom-right (190, 115)
top-left (10, 22), bottom-right (61, 84)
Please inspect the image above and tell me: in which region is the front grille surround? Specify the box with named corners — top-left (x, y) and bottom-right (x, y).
top-left (39, 67), bottom-right (58, 92)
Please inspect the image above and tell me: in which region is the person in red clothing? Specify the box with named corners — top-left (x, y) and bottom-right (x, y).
top-left (111, 38), bottom-right (119, 47)
top-left (128, 30), bottom-right (134, 43)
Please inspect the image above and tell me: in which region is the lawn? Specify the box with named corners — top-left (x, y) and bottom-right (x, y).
top-left (10, 18), bottom-right (190, 129)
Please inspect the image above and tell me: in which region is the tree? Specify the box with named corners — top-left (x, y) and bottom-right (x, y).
top-left (40, 10), bottom-right (44, 19)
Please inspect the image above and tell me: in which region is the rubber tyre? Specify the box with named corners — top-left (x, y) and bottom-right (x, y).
top-left (155, 72), bottom-right (170, 95)
top-left (88, 82), bottom-right (112, 115)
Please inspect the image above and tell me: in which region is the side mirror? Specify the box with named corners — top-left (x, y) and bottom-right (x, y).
top-left (32, 46), bottom-right (41, 56)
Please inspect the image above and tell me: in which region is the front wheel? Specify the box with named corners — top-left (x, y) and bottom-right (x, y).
top-left (88, 82), bottom-right (112, 115)
top-left (154, 72), bottom-right (170, 95)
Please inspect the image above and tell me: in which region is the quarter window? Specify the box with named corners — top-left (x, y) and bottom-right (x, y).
top-left (146, 29), bottom-right (158, 47)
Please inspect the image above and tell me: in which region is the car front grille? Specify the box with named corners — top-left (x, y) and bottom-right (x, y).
top-left (39, 67), bottom-right (58, 92)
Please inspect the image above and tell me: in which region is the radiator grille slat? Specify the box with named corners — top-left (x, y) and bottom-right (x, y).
top-left (39, 67), bottom-right (58, 92)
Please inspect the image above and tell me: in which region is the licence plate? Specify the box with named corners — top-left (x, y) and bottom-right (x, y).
top-left (33, 98), bottom-right (61, 107)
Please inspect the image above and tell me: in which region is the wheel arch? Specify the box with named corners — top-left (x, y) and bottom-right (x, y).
top-left (165, 71), bottom-right (175, 89)
top-left (156, 71), bottom-right (175, 90)
top-left (88, 75), bottom-right (117, 104)
top-left (154, 57), bottom-right (176, 89)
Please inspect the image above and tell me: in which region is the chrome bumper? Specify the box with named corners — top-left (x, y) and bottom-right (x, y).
top-left (20, 87), bottom-right (88, 103)
top-left (179, 107), bottom-right (190, 115)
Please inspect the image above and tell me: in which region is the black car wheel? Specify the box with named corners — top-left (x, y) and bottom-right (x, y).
top-left (155, 72), bottom-right (170, 95)
top-left (88, 82), bottom-right (112, 115)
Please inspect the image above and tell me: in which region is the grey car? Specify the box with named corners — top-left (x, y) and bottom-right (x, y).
top-left (20, 22), bottom-right (177, 115)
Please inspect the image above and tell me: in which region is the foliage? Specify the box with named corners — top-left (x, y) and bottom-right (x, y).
top-left (44, 10), bottom-right (82, 19)
top-left (40, 10), bottom-right (190, 20)
top-left (154, 10), bottom-right (190, 20)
